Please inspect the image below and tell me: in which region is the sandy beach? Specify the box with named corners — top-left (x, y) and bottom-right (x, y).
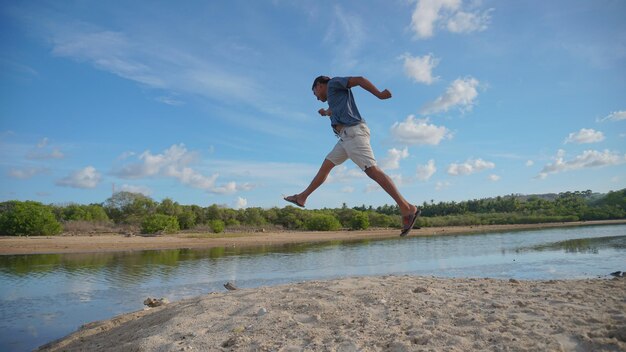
top-left (2, 219), bottom-right (625, 255)
top-left (37, 275), bottom-right (625, 351)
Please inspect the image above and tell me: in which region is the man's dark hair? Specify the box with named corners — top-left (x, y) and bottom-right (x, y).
top-left (312, 76), bottom-right (331, 90)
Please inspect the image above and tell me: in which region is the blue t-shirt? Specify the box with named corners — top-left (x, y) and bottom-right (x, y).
top-left (327, 77), bottom-right (364, 128)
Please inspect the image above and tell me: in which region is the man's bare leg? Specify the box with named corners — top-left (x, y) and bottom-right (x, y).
top-left (364, 165), bottom-right (417, 216)
top-left (286, 158), bottom-right (336, 207)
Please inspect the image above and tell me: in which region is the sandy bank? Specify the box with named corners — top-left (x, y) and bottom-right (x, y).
top-left (38, 275), bottom-right (626, 351)
top-left (1, 220), bottom-right (625, 255)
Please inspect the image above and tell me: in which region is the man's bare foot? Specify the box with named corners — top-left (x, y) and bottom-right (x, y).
top-left (400, 204), bottom-right (418, 217)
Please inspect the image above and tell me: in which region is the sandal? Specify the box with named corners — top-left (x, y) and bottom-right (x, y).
top-left (283, 195), bottom-right (305, 208)
top-left (400, 207), bottom-right (421, 237)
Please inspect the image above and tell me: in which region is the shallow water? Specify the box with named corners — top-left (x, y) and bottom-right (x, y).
top-left (0, 224), bottom-right (624, 351)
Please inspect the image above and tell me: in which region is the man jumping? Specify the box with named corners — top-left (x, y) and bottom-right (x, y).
top-left (284, 75), bottom-right (420, 236)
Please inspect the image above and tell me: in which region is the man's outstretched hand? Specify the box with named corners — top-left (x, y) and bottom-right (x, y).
top-left (377, 89), bottom-right (392, 100)
top-left (318, 108), bottom-right (331, 117)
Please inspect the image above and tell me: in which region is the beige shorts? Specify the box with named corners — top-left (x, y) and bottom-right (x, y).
top-left (325, 123), bottom-right (377, 171)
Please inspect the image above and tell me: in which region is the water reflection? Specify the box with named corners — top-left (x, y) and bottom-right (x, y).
top-left (518, 235), bottom-right (626, 254)
top-left (0, 239), bottom-right (374, 279)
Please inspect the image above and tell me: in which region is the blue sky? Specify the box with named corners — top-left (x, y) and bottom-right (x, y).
top-left (1, 0), bottom-right (625, 209)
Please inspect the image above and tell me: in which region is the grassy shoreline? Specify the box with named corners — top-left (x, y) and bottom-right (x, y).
top-left (2, 219), bottom-right (625, 255)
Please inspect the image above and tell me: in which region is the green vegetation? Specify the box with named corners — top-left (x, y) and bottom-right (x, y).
top-left (305, 213), bottom-right (342, 231)
top-left (141, 214), bottom-right (180, 234)
top-left (350, 211), bottom-right (370, 230)
top-left (209, 219), bottom-right (225, 234)
top-left (0, 201), bottom-right (62, 236)
top-left (0, 189), bottom-right (624, 236)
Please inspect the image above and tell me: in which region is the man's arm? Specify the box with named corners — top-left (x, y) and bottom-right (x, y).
top-left (347, 76), bottom-right (392, 100)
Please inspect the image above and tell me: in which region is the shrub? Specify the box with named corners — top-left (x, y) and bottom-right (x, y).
top-left (86, 205), bottom-right (110, 222)
top-left (209, 219), bottom-right (225, 234)
top-left (367, 212), bottom-right (398, 228)
top-left (177, 210), bottom-right (196, 230)
top-left (61, 204), bottom-right (88, 221)
top-left (60, 204), bottom-right (110, 222)
top-left (0, 201), bottom-right (62, 236)
top-left (305, 214), bottom-right (341, 231)
top-left (225, 218), bottom-right (240, 227)
top-left (350, 211), bottom-right (370, 230)
top-left (104, 192), bottom-right (157, 225)
top-left (141, 214), bottom-right (179, 234)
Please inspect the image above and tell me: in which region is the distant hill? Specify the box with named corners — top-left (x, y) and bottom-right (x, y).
top-left (482, 191), bottom-right (607, 203)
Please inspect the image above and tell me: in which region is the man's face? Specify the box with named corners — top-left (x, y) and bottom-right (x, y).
top-left (313, 83), bottom-right (327, 102)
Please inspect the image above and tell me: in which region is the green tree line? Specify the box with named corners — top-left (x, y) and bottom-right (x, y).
top-left (0, 189), bottom-right (624, 236)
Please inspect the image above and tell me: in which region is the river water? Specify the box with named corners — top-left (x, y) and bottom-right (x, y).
top-left (1, 224), bottom-right (625, 351)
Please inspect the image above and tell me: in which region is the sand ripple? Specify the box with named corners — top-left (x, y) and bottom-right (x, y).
top-left (39, 276), bottom-right (625, 351)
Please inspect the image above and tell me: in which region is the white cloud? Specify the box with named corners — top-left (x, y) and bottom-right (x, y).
top-left (17, 7), bottom-right (307, 139)
top-left (119, 184), bottom-right (152, 196)
top-left (26, 149), bottom-right (64, 160)
top-left (446, 9), bottom-right (492, 34)
top-left (447, 158), bottom-right (495, 176)
top-left (416, 159), bottom-right (437, 181)
top-left (564, 128), bottom-right (604, 144)
top-left (115, 144), bottom-right (219, 190)
top-left (57, 166), bottom-right (101, 189)
top-left (380, 147), bottom-right (409, 170)
top-left (389, 173), bottom-right (405, 186)
top-left (598, 110), bottom-right (626, 122)
top-left (411, 0), bottom-right (461, 39)
top-left (52, 30), bottom-right (166, 88)
top-left (420, 77), bottom-right (480, 114)
top-left (410, 0), bottom-right (492, 39)
top-left (207, 160), bottom-right (317, 188)
top-left (45, 24), bottom-right (291, 125)
top-left (117, 151), bottom-right (136, 160)
top-left (365, 173), bottom-right (406, 193)
top-left (538, 149), bottom-right (626, 179)
top-left (487, 174), bottom-right (500, 182)
top-left (114, 144), bottom-right (254, 194)
top-left (327, 165), bottom-right (366, 183)
top-left (26, 138), bottom-right (64, 160)
top-left (390, 115), bottom-right (452, 145)
top-left (401, 53), bottom-right (440, 85)
top-left (233, 197), bottom-right (247, 209)
top-left (525, 160), bottom-right (534, 167)
top-left (210, 181), bottom-right (255, 195)
top-left (8, 167), bottom-right (48, 179)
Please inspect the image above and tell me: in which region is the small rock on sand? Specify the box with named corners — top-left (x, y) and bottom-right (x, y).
top-left (143, 297), bottom-right (169, 308)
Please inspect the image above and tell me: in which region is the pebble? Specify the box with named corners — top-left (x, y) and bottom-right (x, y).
top-left (258, 307), bottom-right (268, 316)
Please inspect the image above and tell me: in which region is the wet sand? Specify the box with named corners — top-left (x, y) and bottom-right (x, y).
top-left (1, 219), bottom-right (625, 255)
